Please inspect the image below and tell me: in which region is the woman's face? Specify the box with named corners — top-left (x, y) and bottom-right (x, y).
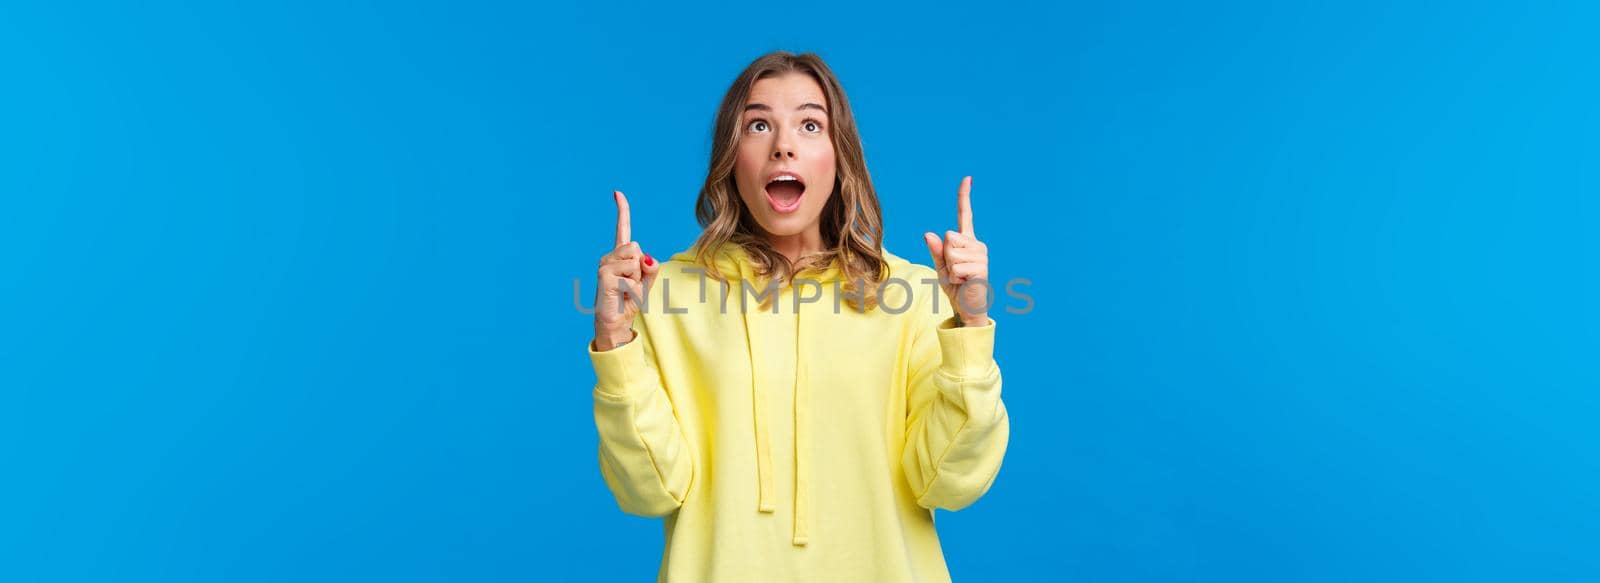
top-left (734, 73), bottom-right (837, 239)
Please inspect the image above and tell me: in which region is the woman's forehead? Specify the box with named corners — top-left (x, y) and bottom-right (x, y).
top-left (748, 74), bottom-right (827, 111)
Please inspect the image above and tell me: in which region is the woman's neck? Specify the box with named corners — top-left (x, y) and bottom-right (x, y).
top-left (766, 227), bottom-right (825, 265)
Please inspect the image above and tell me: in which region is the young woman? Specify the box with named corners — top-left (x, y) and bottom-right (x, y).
top-left (588, 51), bottom-right (1009, 582)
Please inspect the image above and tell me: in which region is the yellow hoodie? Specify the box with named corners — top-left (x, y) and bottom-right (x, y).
top-left (589, 243), bottom-right (1010, 582)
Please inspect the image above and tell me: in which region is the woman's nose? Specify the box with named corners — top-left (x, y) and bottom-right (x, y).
top-left (770, 143), bottom-right (796, 161)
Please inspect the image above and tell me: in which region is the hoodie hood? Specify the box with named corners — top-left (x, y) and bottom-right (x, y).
top-left (665, 243), bottom-right (879, 546)
top-left (669, 243), bottom-right (846, 288)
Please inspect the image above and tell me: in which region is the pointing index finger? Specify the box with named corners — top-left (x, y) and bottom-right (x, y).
top-left (957, 176), bottom-right (975, 237)
top-left (614, 190), bottom-right (631, 247)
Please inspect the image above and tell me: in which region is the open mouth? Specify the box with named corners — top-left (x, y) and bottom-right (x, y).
top-left (764, 173), bottom-right (806, 213)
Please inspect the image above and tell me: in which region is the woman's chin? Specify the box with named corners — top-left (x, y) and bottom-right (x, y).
top-left (754, 215), bottom-right (818, 238)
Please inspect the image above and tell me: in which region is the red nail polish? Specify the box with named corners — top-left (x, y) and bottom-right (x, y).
top-left (644, 254), bottom-right (655, 266)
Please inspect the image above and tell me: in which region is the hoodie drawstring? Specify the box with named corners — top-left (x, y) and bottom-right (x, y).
top-left (741, 279), bottom-right (811, 547)
top-left (791, 303), bottom-right (810, 546)
top-left (750, 328), bottom-right (777, 514)
top-left (713, 245), bottom-right (839, 548)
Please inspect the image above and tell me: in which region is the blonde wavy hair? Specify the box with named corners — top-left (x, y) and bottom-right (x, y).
top-left (691, 51), bottom-right (887, 311)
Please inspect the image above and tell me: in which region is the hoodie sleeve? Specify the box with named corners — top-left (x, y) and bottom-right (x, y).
top-left (589, 320), bottom-right (695, 517)
top-left (901, 305), bottom-right (1011, 511)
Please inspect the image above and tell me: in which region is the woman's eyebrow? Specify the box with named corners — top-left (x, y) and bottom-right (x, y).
top-left (744, 102), bottom-right (829, 113)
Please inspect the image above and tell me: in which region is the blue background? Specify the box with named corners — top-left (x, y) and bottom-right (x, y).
top-left (3, 1), bottom-right (1596, 581)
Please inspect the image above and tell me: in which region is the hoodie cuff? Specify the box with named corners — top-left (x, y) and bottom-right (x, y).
top-left (588, 333), bottom-right (650, 399)
top-left (935, 317), bottom-right (997, 379)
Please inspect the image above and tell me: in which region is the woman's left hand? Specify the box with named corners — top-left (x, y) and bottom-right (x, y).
top-left (923, 176), bottom-right (992, 327)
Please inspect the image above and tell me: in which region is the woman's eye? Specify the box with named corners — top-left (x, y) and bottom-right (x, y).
top-left (803, 121), bottom-right (821, 133)
top-left (747, 120), bottom-right (769, 133)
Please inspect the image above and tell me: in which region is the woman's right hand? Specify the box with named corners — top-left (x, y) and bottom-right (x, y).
top-left (593, 190), bottom-right (660, 352)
